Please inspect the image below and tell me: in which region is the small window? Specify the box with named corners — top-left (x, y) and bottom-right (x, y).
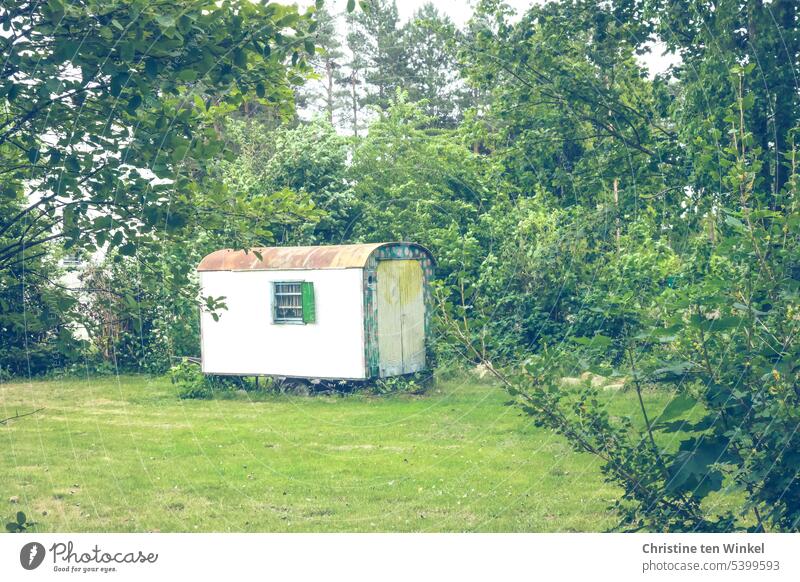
top-left (273, 281), bottom-right (316, 324)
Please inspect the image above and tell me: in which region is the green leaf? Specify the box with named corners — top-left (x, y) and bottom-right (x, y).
top-left (144, 59), bottom-right (159, 78)
top-left (724, 214), bottom-right (745, 230)
top-left (110, 73), bottom-right (127, 97)
top-left (177, 69), bottom-right (198, 82)
top-left (666, 436), bottom-right (728, 498)
top-left (172, 145), bottom-right (189, 162)
top-left (65, 155), bottom-right (81, 174)
top-left (651, 361), bottom-right (695, 379)
top-left (178, 14), bottom-right (194, 34)
top-left (119, 243), bottom-right (136, 256)
top-left (653, 395), bottom-right (697, 427)
top-left (16, 511), bottom-right (26, 526)
top-left (126, 93), bottom-right (142, 114)
top-left (689, 315), bottom-right (744, 333)
top-left (347, 0), bottom-right (356, 12)
top-left (155, 14), bottom-right (176, 28)
top-left (732, 302), bottom-right (767, 316)
top-left (636, 323), bottom-right (682, 343)
top-left (123, 293), bottom-right (139, 309)
top-left (1, 185), bottom-right (18, 199)
top-left (573, 334), bottom-right (612, 349)
top-left (255, 82), bottom-right (265, 98)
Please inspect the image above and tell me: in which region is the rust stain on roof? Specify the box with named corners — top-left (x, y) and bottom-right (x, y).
top-left (198, 243), bottom-right (419, 272)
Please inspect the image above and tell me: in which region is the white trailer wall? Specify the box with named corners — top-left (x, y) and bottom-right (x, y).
top-left (200, 268), bottom-right (366, 379)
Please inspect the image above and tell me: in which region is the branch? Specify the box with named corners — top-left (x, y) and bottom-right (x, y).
top-left (0, 408), bottom-right (44, 426)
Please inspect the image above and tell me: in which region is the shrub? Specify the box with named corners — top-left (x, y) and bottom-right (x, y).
top-left (169, 359), bottom-right (244, 399)
top-left (368, 372), bottom-right (432, 395)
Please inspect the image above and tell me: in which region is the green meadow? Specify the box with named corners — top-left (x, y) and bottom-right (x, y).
top-left (2, 376), bottom-right (689, 532)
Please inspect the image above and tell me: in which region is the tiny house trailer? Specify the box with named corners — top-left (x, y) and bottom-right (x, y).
top-left (197, 242), bottom-right (435, 381)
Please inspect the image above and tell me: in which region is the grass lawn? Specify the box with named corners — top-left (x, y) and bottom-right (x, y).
top-left (1, 375), bottom-right (683, 532)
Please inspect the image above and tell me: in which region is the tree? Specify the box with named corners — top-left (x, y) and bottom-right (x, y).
top-left (306, 6), bottom-right (348, 126)
top-left (216, 117), bottom-right (350, 243)
top-left (0, 0), bottom-right (324, 377)
top-left (0, 240), bottom-right (81, 377)
top-left (402, 3), bottom-right (469, 127)
top-left (341, 11), bottom-right (370, 137)
top-left (349, 0), bottom-right (407, 112)
top-left (446, 0), bottom-right (800, 532)
top-left (349, 92), bottom-right (492, 296)
top-left (646, 0), bottom-right (800, 198)
top-left (463, 0), bottom-right (670, 207)
top-left (0, 0), bottom-right (316, 273)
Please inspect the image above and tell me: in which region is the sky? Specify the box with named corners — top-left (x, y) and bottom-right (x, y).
top-left (377, 0), bottom-right (533, 25)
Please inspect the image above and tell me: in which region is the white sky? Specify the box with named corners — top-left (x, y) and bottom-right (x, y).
top-left (375, 0), bottom-right (532, 25)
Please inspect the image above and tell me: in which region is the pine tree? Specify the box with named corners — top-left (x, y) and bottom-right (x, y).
top-left (342, 11), bottom-right (370, 137)
top-left (307, 7), bottom-right (347, 126)
top-left (402, 3), bottom-right (470, 127)
top-left (351, 0), bottom-right (408, 112)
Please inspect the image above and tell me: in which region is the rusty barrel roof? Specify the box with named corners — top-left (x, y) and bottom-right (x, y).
top-left (197, 243), bottom-right (431, 272)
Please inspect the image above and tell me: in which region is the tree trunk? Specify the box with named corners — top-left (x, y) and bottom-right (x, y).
top-left (351, 72), bottom-right (359, 138)
top-left (325, 59), bottom-right (334, 126)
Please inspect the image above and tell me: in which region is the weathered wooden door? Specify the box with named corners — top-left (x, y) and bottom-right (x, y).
top-left (376, 259), bottom-right (425, 376)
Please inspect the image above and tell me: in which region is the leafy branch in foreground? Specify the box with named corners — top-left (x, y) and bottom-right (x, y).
top-left (440, 80), bottom-right (800, 532)
top-left (0, 0), bottom-right (317, 271)
top-left (439, 294), bottom-right (718, 532)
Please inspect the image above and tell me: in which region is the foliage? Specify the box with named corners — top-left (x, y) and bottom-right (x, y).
top-left (5, 511), bottom-right (35, 533)
top-left (169, 358), bottom-right (243, 399)
top-left (0, 0), bottom-right (322, 376)
top-left (0, 238), bottom-right (82, 377)
top-left (367, 372), bottom-right (430, 395)
top-left (646, 0), bottom-right (799, 197)
top-left (349, 94), bottom-right (491, 282)
top-left (0, 0), bottom-right (316, 269)
top-left (441, 0), bottom-right (800, 531)
top-left (217, 117), bottom-right (350, 243)
top-left (170, 359), bottom-right (212, 399)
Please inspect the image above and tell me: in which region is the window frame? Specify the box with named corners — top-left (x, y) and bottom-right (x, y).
top-left (272, 280), bottom-right (305, 324)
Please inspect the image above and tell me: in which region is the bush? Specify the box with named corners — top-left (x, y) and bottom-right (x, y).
top-left (169, 359), bottom-right (244, 399)
top-left (368, 372), bottom-right (432, 395)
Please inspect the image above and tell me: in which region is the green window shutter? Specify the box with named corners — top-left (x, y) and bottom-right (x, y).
top-left (301, 281), bottom-right (316, 323)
